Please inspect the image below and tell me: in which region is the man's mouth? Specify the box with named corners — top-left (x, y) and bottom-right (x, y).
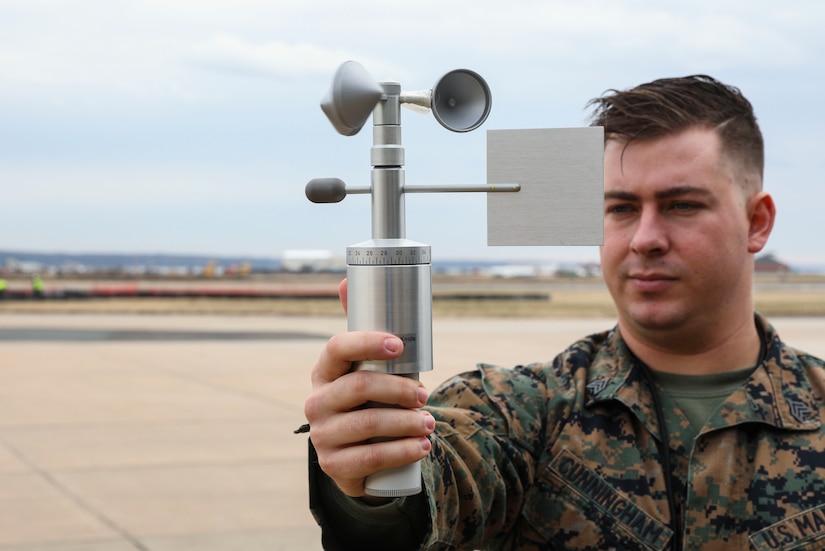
top-left (627, 272), bottom-right (678, 293)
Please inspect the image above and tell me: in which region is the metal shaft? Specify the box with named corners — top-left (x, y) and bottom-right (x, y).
top-left (370, 82), bottom-right (405, 240)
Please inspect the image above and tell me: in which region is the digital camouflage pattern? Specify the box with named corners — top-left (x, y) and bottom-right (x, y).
top-left (418, 314), bottom-right (825, 550)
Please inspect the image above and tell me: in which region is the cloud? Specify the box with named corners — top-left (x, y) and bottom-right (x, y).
top-left (440, 1), bottom-right (817, 72)
top-left (0, 159), bottom-right (295, 211)
top-left (190, 34), bottom-right (351, 78)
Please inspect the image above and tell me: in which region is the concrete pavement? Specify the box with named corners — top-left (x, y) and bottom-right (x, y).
top-left (1, 313), bottom-right (823, 550)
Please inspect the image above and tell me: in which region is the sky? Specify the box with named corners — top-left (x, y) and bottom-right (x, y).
top-left (2, 0), bottom-right (824, 265)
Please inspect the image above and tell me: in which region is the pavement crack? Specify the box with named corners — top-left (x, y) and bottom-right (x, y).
top-left (0, 438), bottom-right (150, 551)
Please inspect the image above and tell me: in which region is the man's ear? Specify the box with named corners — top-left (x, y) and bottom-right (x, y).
top-left (747, 191), bottom-right (776, 254)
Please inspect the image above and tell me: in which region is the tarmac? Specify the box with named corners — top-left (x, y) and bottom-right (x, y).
top-left (1, 312), bottom-right (824, 551)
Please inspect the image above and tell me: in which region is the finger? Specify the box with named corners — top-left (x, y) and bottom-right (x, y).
top-left (319, 436), bottom-right (433, 497)
top-left (304, 371), bottom-right (427, 431)
top-left (338, 278), bottom-right (348, 313)
top-left (311, 331), bottom-right (403, 386)
top-left (325, 369), bottom-right (428, 412)
top-left (313, 407), bottom-right (435, 451)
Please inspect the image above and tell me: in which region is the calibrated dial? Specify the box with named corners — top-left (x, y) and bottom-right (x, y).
top-left (346, 239), bottom-right (431, 266)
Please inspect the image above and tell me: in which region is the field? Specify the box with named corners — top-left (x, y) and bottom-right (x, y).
top-left (1, 272), bottom-right (824, 318)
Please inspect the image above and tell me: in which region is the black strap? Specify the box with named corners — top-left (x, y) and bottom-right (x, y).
top-left (639, 363), bottom-right (681, 551)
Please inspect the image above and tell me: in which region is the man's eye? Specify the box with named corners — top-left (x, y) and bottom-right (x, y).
top-left (607, 204), bottom-right (635, 215)
top-left (671, 201), bottom-right (699, 211)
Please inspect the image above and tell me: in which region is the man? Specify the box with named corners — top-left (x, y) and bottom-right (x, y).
top-left (303, 75), bottom-right (825, 550)
top-left (31, 274), bottom-right (44, 298)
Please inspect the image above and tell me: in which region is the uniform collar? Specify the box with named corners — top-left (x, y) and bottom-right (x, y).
top-left (708, 314), bottom-right (820, 431)
top-left (583, 314), bottom-right (820, 433)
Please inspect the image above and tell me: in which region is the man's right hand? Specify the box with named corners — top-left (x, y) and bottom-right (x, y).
top-left (303, 281), bottom-right (435, 497)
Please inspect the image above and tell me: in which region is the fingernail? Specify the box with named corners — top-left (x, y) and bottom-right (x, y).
top-left (422, 411), bottom-right (435, 431)
top-left (420, 436), bottom-right (431, 452)
top-left (417, 387), bottom-right (429, 405)
top-left (384, 337), bottom-right (401, 354)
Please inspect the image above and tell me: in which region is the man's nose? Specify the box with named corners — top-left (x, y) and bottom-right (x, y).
top-left (630, 209), bottom-right (669, 256)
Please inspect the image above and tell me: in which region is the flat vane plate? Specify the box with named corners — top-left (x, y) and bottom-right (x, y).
top-left (487, 127), bottom-right (604, 246)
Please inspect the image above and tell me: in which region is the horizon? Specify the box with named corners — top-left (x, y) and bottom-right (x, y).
top-left (2, 248), bottom-right (824, 274)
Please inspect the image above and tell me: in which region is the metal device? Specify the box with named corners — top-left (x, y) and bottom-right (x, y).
top-left (306, 61), bottom-right (518, 497)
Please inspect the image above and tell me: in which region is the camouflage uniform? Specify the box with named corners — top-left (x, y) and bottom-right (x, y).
top-left (311, 314), bottom-right (825, 550)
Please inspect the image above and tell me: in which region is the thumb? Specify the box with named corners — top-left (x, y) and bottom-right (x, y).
top-left (338, 278), bottom-right (348, 314)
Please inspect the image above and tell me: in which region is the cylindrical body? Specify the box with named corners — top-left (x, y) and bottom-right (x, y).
top-left (346, 240), bottom-right (433, 375)
top-left (347, 238), bottom-right (432, 496)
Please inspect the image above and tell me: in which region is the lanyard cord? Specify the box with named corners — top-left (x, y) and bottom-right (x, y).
top-left (640, 363), bottom-right (682, 551)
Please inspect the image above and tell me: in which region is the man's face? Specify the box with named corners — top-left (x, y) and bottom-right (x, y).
top-left (600, 127), bottom-right (758, 342)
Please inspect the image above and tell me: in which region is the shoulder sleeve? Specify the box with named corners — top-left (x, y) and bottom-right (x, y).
top-left (421, 362), bottom-right (558, 549)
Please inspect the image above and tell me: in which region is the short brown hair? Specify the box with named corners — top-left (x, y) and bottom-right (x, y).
top-left (587, 75), bottom-right (764, 188)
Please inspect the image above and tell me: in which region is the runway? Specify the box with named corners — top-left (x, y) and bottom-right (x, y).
top-left (1, 313), bottom-right (823, 550)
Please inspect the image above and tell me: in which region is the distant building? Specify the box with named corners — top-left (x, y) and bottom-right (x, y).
top-left (483, 264), bottom-right (540, 278)
top-left (281, 250), bottom-right (344, 272)
top-left (755, 253), bottom-right (791, 274)
top-left (4, 258), bottom-right (44, 274)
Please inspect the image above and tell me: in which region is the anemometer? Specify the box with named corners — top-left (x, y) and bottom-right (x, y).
top-left (306, 61), bottom-right (604, 497)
